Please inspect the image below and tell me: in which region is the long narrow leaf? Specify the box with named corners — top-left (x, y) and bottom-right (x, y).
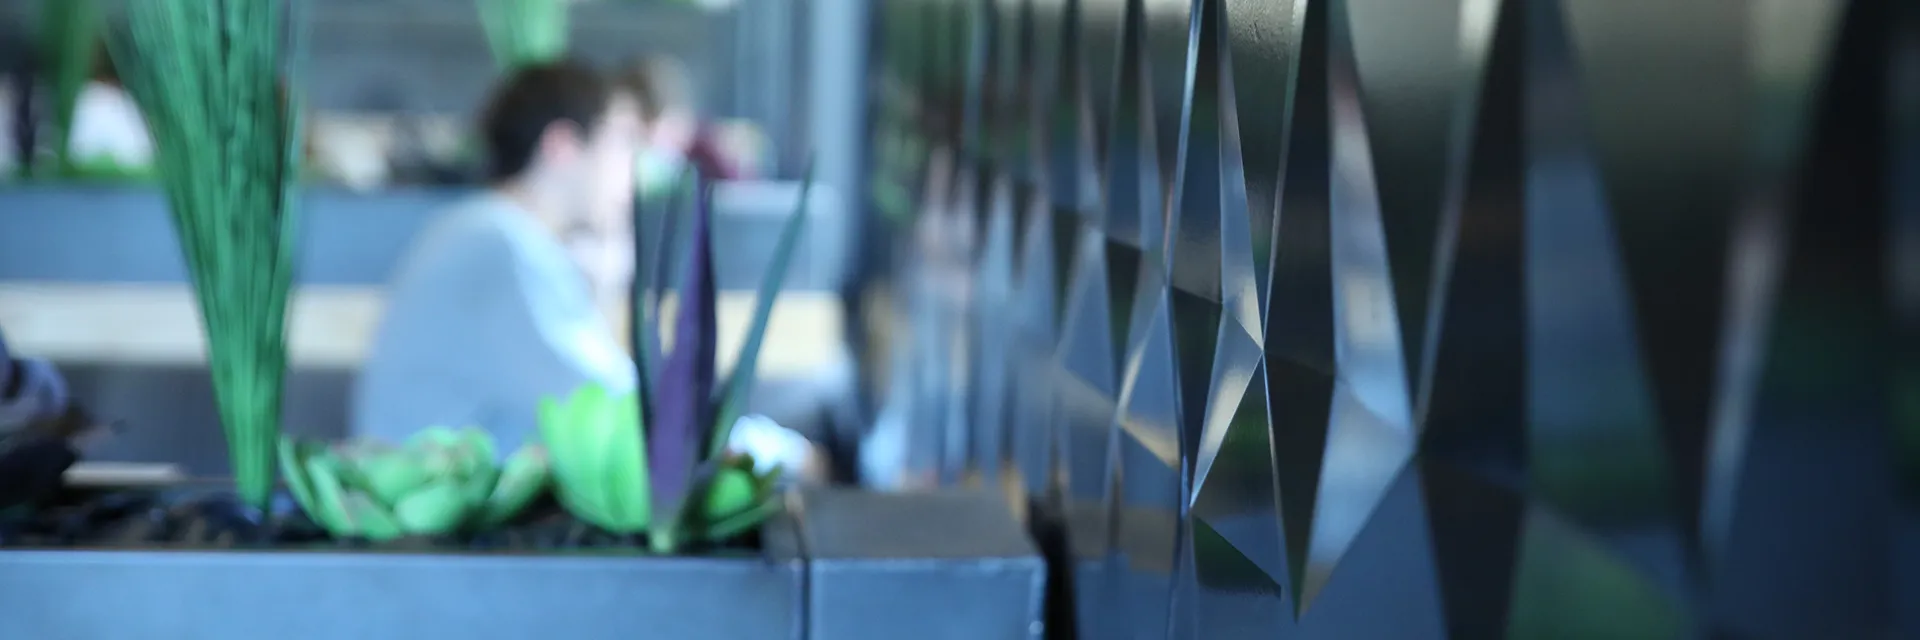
top-left (629, 194), bottom-right (656, 428)
top-left (630, 165), bottom-right (692, 404)
top-left (111, 0), bottom-right (302, 512)
top-left (476, 0), bottom-right (569, 70)
top-left (706, 162), bottom-right (814, 458)
top-left (647, 181), bottom-right (718, 551)
top-left (40, 0), bottom-right (103, 175)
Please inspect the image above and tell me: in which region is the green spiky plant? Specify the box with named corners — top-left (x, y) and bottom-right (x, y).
top-left (110, 0), bottom-right (306, 513)
top-left (477, 0), bottom-right (570, 70)
top-left (37, 0), bottom-right (103, 178)
top-left (541, 166), bottom-right (814, 553)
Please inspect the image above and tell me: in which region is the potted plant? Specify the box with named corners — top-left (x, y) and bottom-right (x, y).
top-left (274, 426), bottom-right (551, 542)
top-left (271, 168), bottom-right (814, 552)
top-left (117, 0), bottom-right (303, 517)
top-left (1, 0), bottom-right (311, 547)
top-left (539, 168), bottom-right (812, 553)
top-left (0, 1), bottom-right (816, 635)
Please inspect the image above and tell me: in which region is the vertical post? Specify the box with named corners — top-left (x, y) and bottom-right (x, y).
top-left (807, 0), bottom-right (873, 475)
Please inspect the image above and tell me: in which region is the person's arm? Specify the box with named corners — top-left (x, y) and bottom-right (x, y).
top-left (0, 329), bottom-right (68, 433)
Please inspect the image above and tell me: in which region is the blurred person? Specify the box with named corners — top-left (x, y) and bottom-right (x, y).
top-left (0, 327), bottom-right (69, 434)
top-left (65, 41), bottom-right (151, 170)
top-left (352, 61), bottom-right (820, 480)
top-left (66, 42), bottom-right (314, 174)
top-left (0, 326), bottom-right (80, 508)
top-left (354, 61), bottom-right (640, 460)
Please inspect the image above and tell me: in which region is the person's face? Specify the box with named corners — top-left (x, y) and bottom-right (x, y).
top-left (574, 94), bottom-right (643, 225)
top-left (539, 95), bottom-right (642, 296)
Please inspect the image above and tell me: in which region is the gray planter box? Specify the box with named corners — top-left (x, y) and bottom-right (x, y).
top-left (0, 487), bottom-right (1051, 639)
top-left (796, 487), bottom-right (1048, 640)
top-left (0, 512), bottom-right (807, 640)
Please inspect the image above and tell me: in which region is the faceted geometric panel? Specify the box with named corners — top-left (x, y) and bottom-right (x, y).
top-left (1101, 0), bottom-right (1166, 248)
top-left (1292, 465), bottom-right (1446, 638)
top-left (1056, 229), bottom-right (1121, 511)
top-left (1107, 270), bottom-right (1184, 640)
top-left (1265, 0), bottom-right (1338, 616)
top-left (1140, 0), bottom-right (1196, 191)
top-left (1189, 513), bottom-right (1288, 638)
top-left (863, 0), bottom-right (1919, 635)
top-left (1415, 0), bottom-right (1528, 635)
top-left (968, 178), bottom-right (1020, 482)
top-left (1013, 194), bottom-right (1066, 497)
top-left (1075, 0), bottom-right (1123, 161)
top-left (1033, 0), bottom-right (1103, 215)
top-left (1298, 0), bottom-right (1419, 612)
top-left (1520, 0), bottom-right (1687, 600)
top-left (908, 155), bottom-right (975, 485)
top-left (1179, 7), bottom-right (1288, 627)
top-left (1702, 0), bottom-right (1851, 586)
top-left (1189, 373), bottom-right (1288, 638)
top-left (1419, 463), bottom-right (1525, 638)
top-left (1168, 513), bottom-right (1199, 640)
top-left (1162, 2), bottom-right (1229, 556)
top-left (1166, 290), bottom-right (1221, 489)
top-left (1222, 0), bottom-right (1296, 316)
top-left (1708, 0), bottom-right (1897, 634)
top-left (1561, 0), bottom-right (1748, 552)
top-left (1341, 0), bottom-right (1463, 386)
top-left (990, 0), bottom-right (1034, 179)
top-left (1115, 263), bottom-right (1183, 493)
top-left (1506, 506), bottom-right (1693, 638)
top-left (1895, 2), bottom-right (1920, 637)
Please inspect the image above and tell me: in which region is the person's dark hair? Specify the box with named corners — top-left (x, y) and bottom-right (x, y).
top-left (614, 56), bottom-right (692, 123)
top-left (90, 37), bottom-right (118, 85)
top-left (477, 60), bottom-right (615, 182)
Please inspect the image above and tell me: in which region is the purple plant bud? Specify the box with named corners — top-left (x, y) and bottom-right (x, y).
top-left (648, 180), bottom-right (718, 537)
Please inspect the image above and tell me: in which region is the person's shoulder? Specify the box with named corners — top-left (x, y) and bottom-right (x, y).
top-left (423, 195), bottom-right (531, 259)
top-left (390, 194), bottom-right (527, 285)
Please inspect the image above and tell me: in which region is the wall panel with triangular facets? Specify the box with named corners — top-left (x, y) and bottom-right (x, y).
top-left (867, 0), bottom-right (1920, 636)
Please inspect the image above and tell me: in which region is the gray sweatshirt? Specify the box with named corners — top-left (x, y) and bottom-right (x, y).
top-left (352, 193), bottom-right (634, 456)
top-left (353, 192), bottom-right (819, 479)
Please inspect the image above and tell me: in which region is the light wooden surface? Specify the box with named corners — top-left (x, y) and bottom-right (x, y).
top-left (0, 283), bottom-right (845, 376)
top-left (63, 462), bottom-right (187, 487)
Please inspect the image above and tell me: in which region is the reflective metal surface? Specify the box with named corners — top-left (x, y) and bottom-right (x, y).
top-left (870, 0), bottom-right (1918, 635)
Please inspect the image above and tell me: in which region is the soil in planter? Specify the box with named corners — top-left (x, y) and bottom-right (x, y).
top-left (0, 488), bottom-right (763, 554)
